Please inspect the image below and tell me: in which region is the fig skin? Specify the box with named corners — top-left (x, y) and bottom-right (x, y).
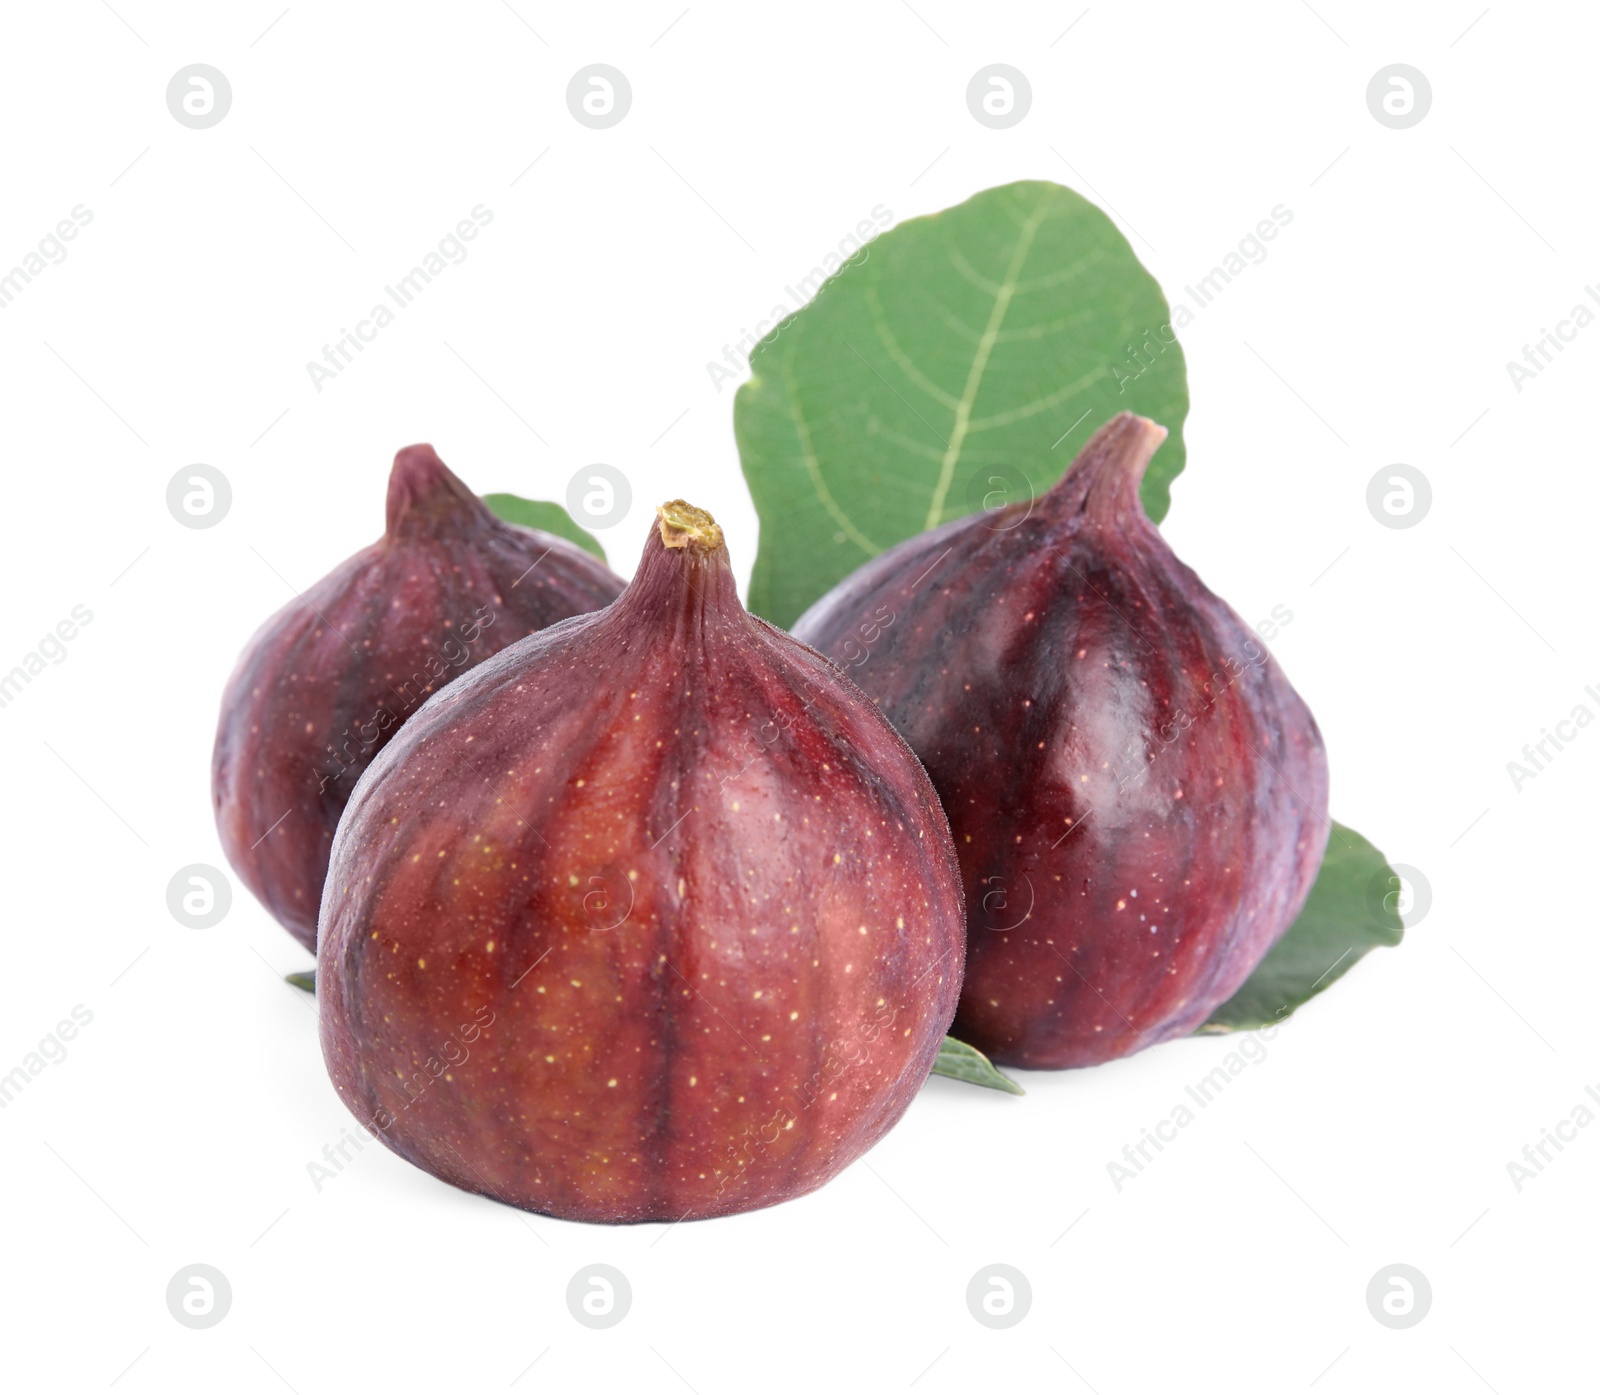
top-left (212, 445), bottom-right (623, 951)
top-left (317, 501), bottom-right (965, 1223)
top-left (793, 413), bottom-right (1330, 1069)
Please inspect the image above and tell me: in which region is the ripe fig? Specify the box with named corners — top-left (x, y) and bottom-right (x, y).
top-left (793, 413), bottom-right (1330, 1068)
top-left (212, 445), bottom-right (623, 951)
top-left (317, 501), bottom-right (965, 1222)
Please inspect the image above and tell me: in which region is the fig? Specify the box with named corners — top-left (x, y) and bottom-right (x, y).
top-left (213, 444), bottom-right (623, 951)
top-left (317, 501), bottom-right (965, 1222)
top-left (792, 413), bottom-right (1329, 1068)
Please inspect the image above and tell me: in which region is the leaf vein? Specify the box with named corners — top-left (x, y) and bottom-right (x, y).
top-left (966, 366), bottom-right (1105, 433)
top-left (923, 206), bottom-right (1049, 529)
top-left (867, 284), bottom-right (962, 412)
top-left (780, 358), bottom-right (881, 557)
top-left (868, 423), bottom-right (947, 463)
top-left (944, 246), bottom-right (1003, 296)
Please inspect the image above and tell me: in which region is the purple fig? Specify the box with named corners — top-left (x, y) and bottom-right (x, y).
top-left (317, 501), bottom-right (965, 1222)
top-left (213, 445), bottom-right (623, 951)
top-left (793, 414), bottom-right (1330, 1068)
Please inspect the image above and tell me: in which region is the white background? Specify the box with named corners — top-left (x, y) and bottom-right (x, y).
top-left (1, 1), bottom-right (1594, 1391)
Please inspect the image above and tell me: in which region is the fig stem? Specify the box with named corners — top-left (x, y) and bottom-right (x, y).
top-left (1059, 412), bottom-right (1168, 526)
top-left (657, 500), bottom-right (724, 554)
top-left (385, 443), bottom-right (483, 535)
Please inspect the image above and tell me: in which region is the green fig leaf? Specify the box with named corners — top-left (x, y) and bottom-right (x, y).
top-left (482, 494), bottom-right (608, 562)
top-left (734, 179), bottom-right (1189, 626)
top-left (286, 970), bottom-right (316, 993)
top-left (929, 1036), bottom-right (1025, 1095)
top-left (1197, 821), bottom-right (1405, 1034)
